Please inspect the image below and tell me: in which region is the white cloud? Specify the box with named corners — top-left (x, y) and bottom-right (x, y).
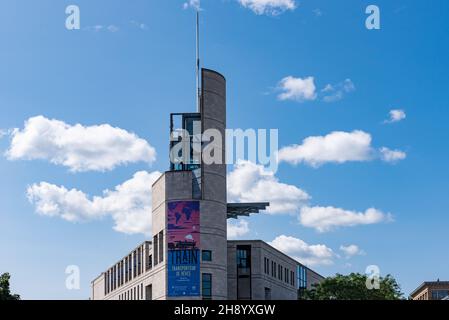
top-left (313, 8), bottom-right (323, 17)
top-left (107, 25), bottom-right (119, 32)
top-left (276, 77), bottom-right (354, 103)
top-left (227, 219), bottom-right (250, 239)
top-left (277, 76), bottom-right (317, 102)
top-left (86, 25), bottom-right (104, 32)
top-left (238, 0), bottom-right (296, 15)
top-left (227, 160), bottom-right (310, 214)
top-left (385, 109), bottom-right (406, 123)
top-left (342, 79), bottom-right (356, 92)
top-left (278, 130), bottom-right (374, 167)
top-left (279, 130), bottom-right (407, 167)
top-left (299, 206), bottom-right (392, 232)
top-left (183, 0), bottom-right (201, 10)
top-left (6, 116), bottom-right (156, 172)
top-left (27, 171), bottom-right (161, 235)
top-left (270, 235), bottom-right (335, 266)
top-left (340, 244), bottom-right (365, 258)
top-left (84, 25), bottom-right (119, 32)
top-left (322, 79), bottom-right (355, 102)
top-left (380, 147), bottom-right (407, 163)
top-left (0, 129), bottom-right (7, 139)
top-left (130, 21), bottom-right (148, 30)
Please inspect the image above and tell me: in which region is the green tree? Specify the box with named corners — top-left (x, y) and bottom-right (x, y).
top-left (303, 273), bottom-right (403, 300)
top-left (0, 273), bottom-right (20, 300)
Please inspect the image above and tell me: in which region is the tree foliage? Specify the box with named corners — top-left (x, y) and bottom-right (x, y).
top-left (0, 273), bottom-right (20, 300)
top-left (303, 273), bottom-right (403, 300)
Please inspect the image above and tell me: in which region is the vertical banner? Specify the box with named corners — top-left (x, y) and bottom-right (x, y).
top-left (167, 201), bottom-right (200, 297)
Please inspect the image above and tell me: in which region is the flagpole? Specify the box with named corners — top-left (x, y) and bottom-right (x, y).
top-left (196, 9), bottom-right (200, 112)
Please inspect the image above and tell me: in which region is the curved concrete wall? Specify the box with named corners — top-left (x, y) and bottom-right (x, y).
top-left (200, 69), bottom-right (228, 299)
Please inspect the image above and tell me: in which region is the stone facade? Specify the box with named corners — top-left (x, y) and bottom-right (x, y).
top-left (91, 68), bottom-right (324, 301)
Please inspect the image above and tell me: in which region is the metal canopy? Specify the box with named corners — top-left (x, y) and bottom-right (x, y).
top-left (226, 203), bottom-right (270, 219)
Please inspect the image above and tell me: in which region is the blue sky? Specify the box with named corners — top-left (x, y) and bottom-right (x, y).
top-left (0, 0), bottom-right (448, 299)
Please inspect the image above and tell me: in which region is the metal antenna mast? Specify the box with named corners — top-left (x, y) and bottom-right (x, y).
top-left (196, 9), bottom-right (201, 112)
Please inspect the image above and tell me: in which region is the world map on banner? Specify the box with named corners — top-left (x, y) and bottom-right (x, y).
top-left (167, 201), bottom-right (200, 297)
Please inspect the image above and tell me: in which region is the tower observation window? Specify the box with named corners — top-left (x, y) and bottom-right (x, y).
top-left (170, 113), bottom-right (201, 171)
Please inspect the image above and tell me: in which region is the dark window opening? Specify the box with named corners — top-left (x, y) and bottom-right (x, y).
top-left (159, 231), bottom-right (164, 263)
top-left (147, 254), bottom-right (153, 271)
top-left (137, 247), bottom-right (142, 276)
top-left (202, 250), bottom-right (212, 262)
top-left (264, 287), bottom-right (272, 300)
top-left (202, 273), bottom-right (212, 300)
top-left (145, 284), bottom-right (153, 300)
top-left (153, 235), bottom-right (158, 266)
top-left (237, 245), bottom-right (252, 300)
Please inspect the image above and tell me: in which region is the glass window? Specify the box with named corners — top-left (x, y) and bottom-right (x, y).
top-left (170, 113), bottom-right (202, 171)
top-left (159, 231), bottom-right (164, 263)
top-left (104, 273), bottom-right (107, 295)
top-left (110, 268), bottom-right (113, 291)
top-left (202, 273), bottom-right (212, 300)
top-left (125, 258), bottom-right (128, 282)
top-left (202, 250), bottom-right (212, 262)
top-left (432, 290), bottom-right (449, 300)
top-left (121, 261), bottom-right (124, 285)
top-left (137, 247), bottom-right (142, 276)
top-left (237, 248), bottom-right (249, 268)
top-left (153, 235), bottom-right (158, 266)
top-left (264, 258), bottom-right (270, 275)
top-left (264, 258), bottom-right (268, 274)
top-left (148, 254), bottom-right (153, 270)
top-left (145, 285), bottom-right (152, 300)
top-left (133, 251), bottom-right (137, 278)
top-left (141, 247), bottom-right (144, 274)
top-left (113, 265), bottom-right (117, 290)
top-left (264, 287), bottom-right (271, 300)
top-left (109, 269), bottom-right (112, 292)
top-left (118, 263), bottom-right (121, 286)
top-left (236, 246), bottom-right (251, 300)
top-left (128, 255), bottom-right (132, 280)
top-left (297, 265), bottom-right (308, 293)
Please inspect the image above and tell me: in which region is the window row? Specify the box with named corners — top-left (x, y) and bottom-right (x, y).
top-left (153, 231), bottom-right (164, 267)
top-left (263, 257), bottom-right (295, 287)
top-left (105, 236), bottom-right (164, 296)
top-left (118, 283), bottom-right (148, 300)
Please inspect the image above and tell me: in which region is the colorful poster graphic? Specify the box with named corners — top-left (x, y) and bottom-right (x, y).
top-left (167, 201), bottom-right (200, 297)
